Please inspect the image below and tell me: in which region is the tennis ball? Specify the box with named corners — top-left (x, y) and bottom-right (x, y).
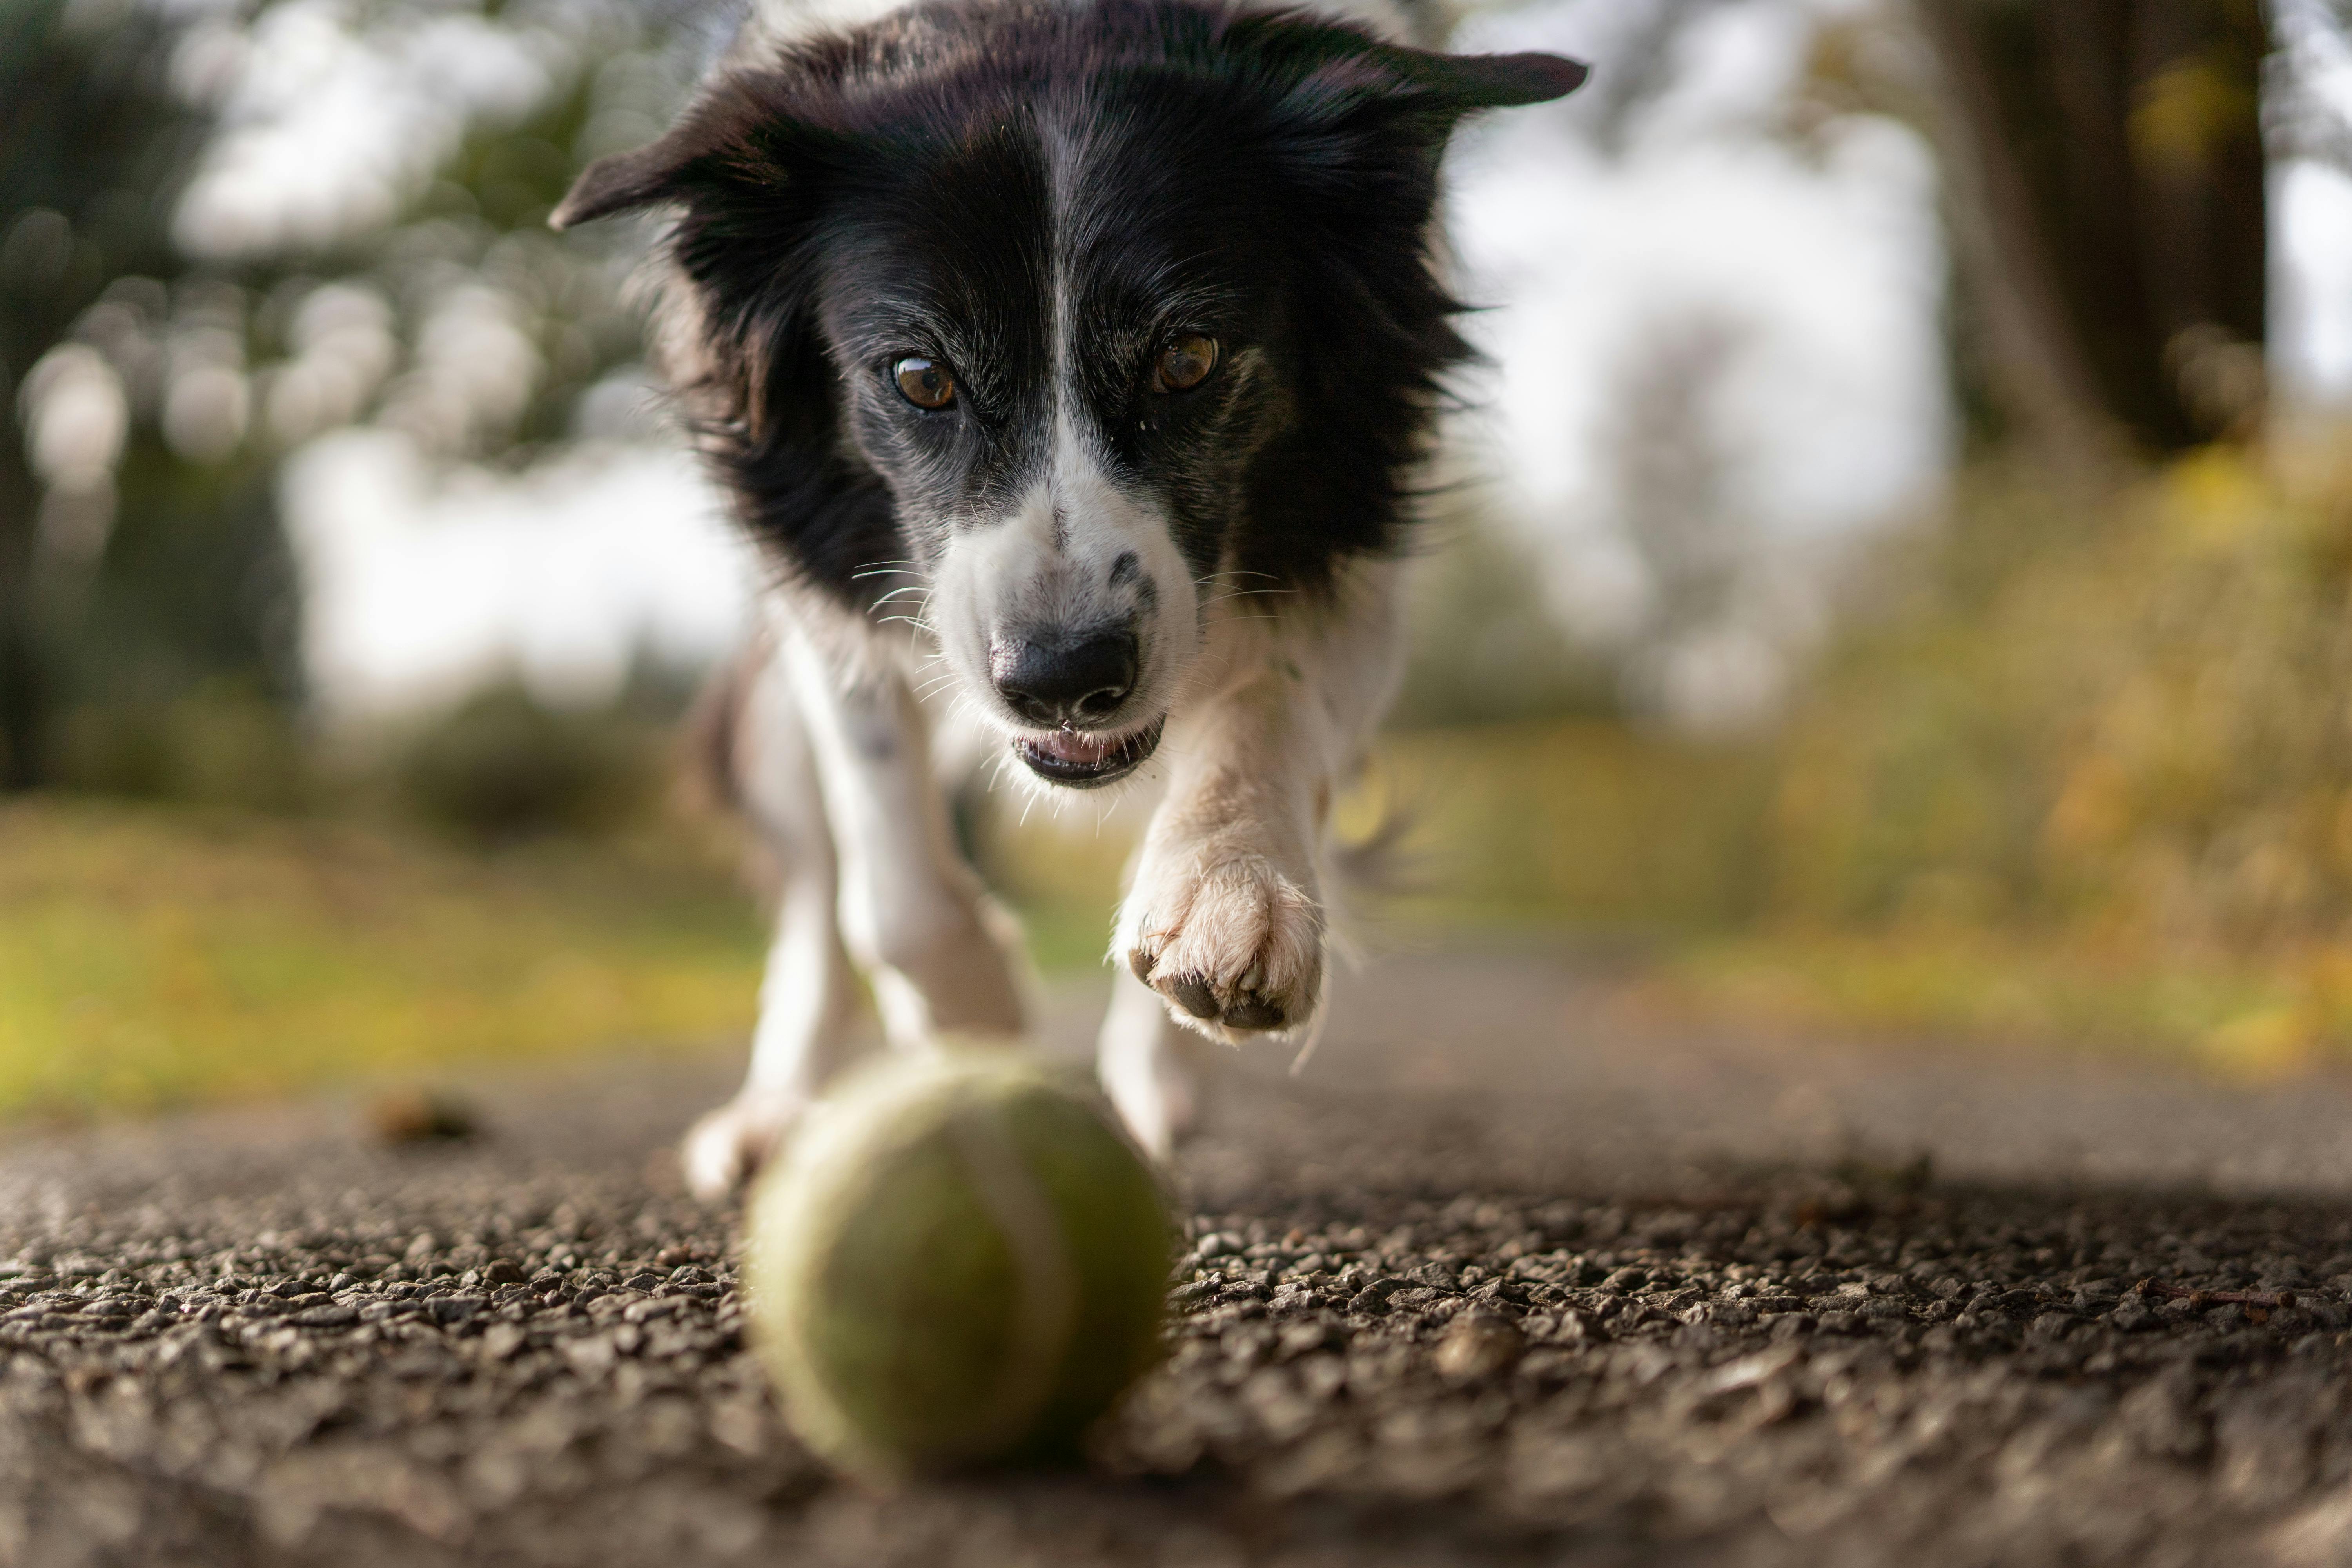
top-left (745, 1050), bottom-right (1174, 1481)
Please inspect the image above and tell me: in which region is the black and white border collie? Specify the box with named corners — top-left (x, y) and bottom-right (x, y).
top-left (552, 0), bottom-right (1584, 1196)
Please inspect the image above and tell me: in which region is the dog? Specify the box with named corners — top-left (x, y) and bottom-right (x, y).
top-left (550, 0), bottom-right (1585, 1197)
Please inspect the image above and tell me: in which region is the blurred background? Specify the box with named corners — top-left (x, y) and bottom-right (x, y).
top-left (2, 0), bottom-right (2345, 1119)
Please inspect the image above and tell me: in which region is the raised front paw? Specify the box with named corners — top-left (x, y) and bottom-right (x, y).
top-left (680, 1087), bottom-right (808, 1202)
top-left (1119, 847), bottom-right (1323, 1038)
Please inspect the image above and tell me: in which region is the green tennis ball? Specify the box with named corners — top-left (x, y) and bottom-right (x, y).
top-left (745, 1050), bottom-right (1175, 1481)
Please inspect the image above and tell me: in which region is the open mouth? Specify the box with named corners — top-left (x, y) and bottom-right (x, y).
top-left (1014, 716), bottom-right (1165, 788)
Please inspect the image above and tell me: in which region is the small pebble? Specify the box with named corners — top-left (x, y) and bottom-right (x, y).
top-left (1433, 1316), bottom-right (1525, 1382)
top-left (363, 1088), bottom-right (479, 1145)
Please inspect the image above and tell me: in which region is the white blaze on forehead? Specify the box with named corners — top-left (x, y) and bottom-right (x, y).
top-left (921, 113), bottom-right (1207, 738)
top-left (927, 408), bottom-right (1203, 733)
top-left (1036, 133), bottom-right (1192, 641)
top-left (946, 409), bottom-right (1180, 639)
top-left (1046, 406), bottom-right (1189, 616)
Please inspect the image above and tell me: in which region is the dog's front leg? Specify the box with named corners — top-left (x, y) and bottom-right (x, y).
top-left (1114, 563), bottom-right (1404, 1053)
top-left (681, 641), bottom-right (860, 1200)
top-left (1096, 964), bottom-right (1201, 1160)
top-left (783, 622), bottom-right (1027, 1049)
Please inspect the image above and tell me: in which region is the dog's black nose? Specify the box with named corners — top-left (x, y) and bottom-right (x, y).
top-left (991, 628), bottom-right (1138, 726)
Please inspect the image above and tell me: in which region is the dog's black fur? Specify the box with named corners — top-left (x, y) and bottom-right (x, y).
top-left (555, 0), bottom-right (1583, 617)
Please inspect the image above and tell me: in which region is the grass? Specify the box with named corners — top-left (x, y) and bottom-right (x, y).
top-left (16, 696), bottom-right (2351, 1125)
top-left (0, 797), bottom-right (769, 1120)
top-left (1664, 929), bottom-right (2352, 1083)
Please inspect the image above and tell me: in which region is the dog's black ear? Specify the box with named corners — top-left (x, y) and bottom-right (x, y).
top-left (550, 92), bottom-right (800, 230)
top-left (1210, 19), bottom-right (1586, 594)
top-left (550, 133), bottom-right (707, 230)
top-left (1227, 13), bottom-right (1587, 134)
top-left (1376, 46), bottom-right (1589, 115)
top-left (552, 69), bottom-right (896, 611)
top-left (1342, 42), bottom-right (1588, 143)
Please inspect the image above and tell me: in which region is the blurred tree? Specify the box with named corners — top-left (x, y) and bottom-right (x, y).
top-left (1911, 0), bottom-right (2270, 459)
top-left (2, 0), bottom-right (708, 799)
top-left (0, 0), bottom-right (213, 788)
top-left (1604, 312), bottom-right (1792, 730)
top-left (1391, 521), bottom-right (1622, 729)
top-left (394, 681), bottom-right (656, 842)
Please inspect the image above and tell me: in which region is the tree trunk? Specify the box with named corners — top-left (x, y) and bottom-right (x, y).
top-left (1913, 0), bottom-right (2270, 458)
top-left (0, 417), bottom-right (41, 791)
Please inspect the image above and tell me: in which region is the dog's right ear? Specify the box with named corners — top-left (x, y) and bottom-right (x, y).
top-left (550, 133), bottom-right (708, 230)
top-left (550, 83), bottom-right (806, 231)
top-left (550, 90), bottom-right (788, 230)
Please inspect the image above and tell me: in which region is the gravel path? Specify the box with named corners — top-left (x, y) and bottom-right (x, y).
top-left (9, 946), bottom-right (2352, 1567)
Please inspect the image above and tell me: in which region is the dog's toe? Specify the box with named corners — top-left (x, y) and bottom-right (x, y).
top-left (1169, 976), bottom-right (1221, 1019)
top-left (1117, 847), bottom-right (1322, 1042)
top-left (1221, 995), bottom-right (1286, 1031)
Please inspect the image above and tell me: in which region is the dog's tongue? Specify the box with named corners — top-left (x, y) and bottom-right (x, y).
top-left (1030, 730), bottom-right (1119, 765)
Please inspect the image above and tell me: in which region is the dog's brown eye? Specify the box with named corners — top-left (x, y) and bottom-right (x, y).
top-left (1152, 335), bottom-right (1218, 393)
top-left (894, 357), bottom-right (956, 410)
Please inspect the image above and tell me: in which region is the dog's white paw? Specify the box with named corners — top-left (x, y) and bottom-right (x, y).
top-left (1120, 845), bottom-right (1322, 1039)
top-left (680, 1087), bottom-right (808, 1201)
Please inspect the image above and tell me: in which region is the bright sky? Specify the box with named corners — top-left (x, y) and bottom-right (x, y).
top-left (197, 0), bottom-right (2352, 724)
top-left (1444, 0), bottom-right (1947, 675)
top-left (280, 427), bottom-right (756, 718)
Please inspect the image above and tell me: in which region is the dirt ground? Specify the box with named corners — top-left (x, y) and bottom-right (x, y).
top-left (9, 945), bottom-right (2352, 1567)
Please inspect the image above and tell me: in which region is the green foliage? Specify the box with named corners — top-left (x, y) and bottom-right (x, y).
top-left (1769, 446), bottom-right (2352, 949)
top-left (0, 0), bottom-right (199, 376)
top-left (2, 2), bottom-right (315, 784)
top-left (1634, 439), bottom-right (2352, 1073)
top-left (84, 443), bottom-right (302, 696)
top-left (1362, 720), bottom-right (1770, 931)
top-left (393, 683), bottom-right (660, 843)
top-left (3, 0), bottom-right (706, 794)
top-left (0, 0), bottom-right (213, 786)
top-left (1390, 523), bottom-right (1622, 730)
top-left (53, 679), bottom-right (310, 811)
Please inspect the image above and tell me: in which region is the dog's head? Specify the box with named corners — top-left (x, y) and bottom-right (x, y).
top-left (557, 0), bottom-right (1583, 788)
